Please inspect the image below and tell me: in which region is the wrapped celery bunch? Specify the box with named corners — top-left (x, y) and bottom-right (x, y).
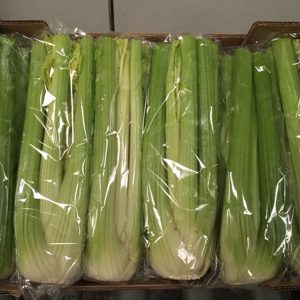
top-left (15, 34), bottom-right (93, 284)
top-left (84, 37), bottom-right (145, 281)
top-left (143, 36), bottom-right (219, 279)
top-left (220, 47), bottom-right (288, 284)
top-left (273, 38), bottom-right (300, 273)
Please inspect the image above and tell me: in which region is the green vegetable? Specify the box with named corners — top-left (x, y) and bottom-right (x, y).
top-left (15, 38), bottom-right (52, 282)
top-left (143, 42), bottom-right (173, 278)
top-left (0, 36), bottom-right (16, 278)
top-left (15, 43), bottom-right (29, 140)
top-left (220, 48), bottom-right (259, 284)
top-left (273, 38), bottom-right (300, 271)
top-left (144, 37), bottom-right (218, 279)
top-left (13, 42), bottom-right (30, 190)
top-left (251, 49), bottom-right (286, 282)
top-left (39, 34), bottom-right (71, 230)
top-left (220, 47), bottom-right (287, 284)
top-left (165, 36), bottom-right (199, 259)
top-left (15, 35), bottom-right (93, 284)
top-left (85, 37), bottom-right (143, 281)
top-left (220, 54), bottom-right (233, 164)
top-left (196, 38), bottom-right (219, 273)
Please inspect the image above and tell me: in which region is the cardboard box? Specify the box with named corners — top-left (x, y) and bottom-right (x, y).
top-left (0, 19), bottom-right (300, 294)
top-left (243, 21), bottom-right (300, 45)
top-left (0, 19), bottom-right (48, 36)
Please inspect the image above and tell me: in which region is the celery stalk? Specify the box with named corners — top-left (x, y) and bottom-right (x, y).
top-left (45, 35), bottom-right (94, 283)
top-left (143, 42), bottom-right (177, 277)
top-left (170, 36), bottom-right (198, 248)
top-left (196, 38), bottom-right (219, 272)
top-left (249, 50), bottom-right (286, 282)
top-left (220, 48), bottom-right (260, 284)
top-left (39, 34), bottom-right (71, 230)
top-left (15, 39), bottom-right (58, 283)
top-left (115, 39), bottom-right (130, 240)
top-left (126, 39), bottom-right (143, 268)
top-left (220, 54), bottom-right (233, 164)
top-left (15, 43), bottom-right (29, 140)
top-left (0, 36), bottom-right (16, 278)
top-left (85, 36), bottom-right (118, 280)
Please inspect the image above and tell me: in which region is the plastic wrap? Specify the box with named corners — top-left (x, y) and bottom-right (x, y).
top-left (1, 25), bottom-right (299, 294)
top-left (0, 35), bottom-right (29, 279)
top-left (143, 36), bottom-right (219, 280)
top-left (84, 36), bottom-right (147, 282)
top-left (14, 33), bottom-right (94, 286)
top-left (272, 37), bottom-right (300, 276)
top-left (219, 45), bottom-right (290, 284)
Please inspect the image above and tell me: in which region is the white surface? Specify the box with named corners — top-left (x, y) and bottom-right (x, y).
top-left (0, 0), bottom-right (299, 33)
top-left (0, 0), bottom-right (109, 32)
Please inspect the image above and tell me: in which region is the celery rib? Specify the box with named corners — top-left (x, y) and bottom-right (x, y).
top-left (220, 48), bottom-right (259, 284)
top-left (0, 36), bottom-right (16, 278)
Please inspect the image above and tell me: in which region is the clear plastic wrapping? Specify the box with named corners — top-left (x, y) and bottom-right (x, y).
top-left (14, 33), bottom-right (94, 286)
top-left (0, 35), bottom-right (29, 279)
top-left (272, 37), bottom-right (300, 275)
top-left (0, 25), bottom-right (298, 295)
top-left (219, 46), bottom-right (290, 285)
top-left (84, 36), bottom-right (146, 282)
top-left (143, 36), bottom-right (219, 280)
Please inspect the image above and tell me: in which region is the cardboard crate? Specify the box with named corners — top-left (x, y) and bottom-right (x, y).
top-left (0, 19), bottom-right (300, 295)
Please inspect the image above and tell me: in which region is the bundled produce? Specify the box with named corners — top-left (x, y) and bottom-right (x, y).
top-left (273, 38), bottom-right (300, 273)
top-left (220, 48), bottom-right (257, 284)
top-left (15, 34), bottom-right (93, 284)
top-left (84, 37), bottom-right (144, 281)
top-left (0, 30), bottom-right (297, 289)
top-left (220, 47), bottom-right (287, 284)
top-left (143, 36), bottom-right (219, 279)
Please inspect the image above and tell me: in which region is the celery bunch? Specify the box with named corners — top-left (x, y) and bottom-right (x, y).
top-left (143, 37), bottom-right (219, 279)
top-left (84, 37), bottom-right (144, 281)
top-left (15, 34), bottom-right (93, 284)
top-left (220, 47), bottom-right (287, 284)
top-left (273, 38), bottom-right (300, 272)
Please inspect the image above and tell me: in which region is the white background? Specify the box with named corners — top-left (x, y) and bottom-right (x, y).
top-left (0, 0), bottom-right (300, 34)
